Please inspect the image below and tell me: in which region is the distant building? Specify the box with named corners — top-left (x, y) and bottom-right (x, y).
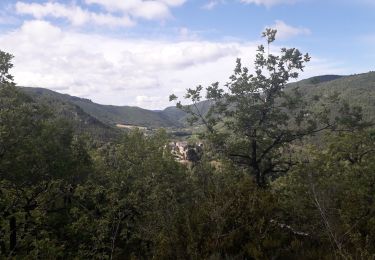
top-left (116, 124), bottom-right (148, 130)
top-left (168, 141), bottom-right (203, 162)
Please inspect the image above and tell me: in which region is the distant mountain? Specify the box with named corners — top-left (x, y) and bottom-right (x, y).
top-left (20, 87), bottom-right (121, 141)
top-left (22, 87), bottom-right (184, 128)
top-left (289, 72), bottom-right (375, 121)
top-left (162, 99), bottom-right (214, 125)
top-left (18, 71), bottom-right (375, 133)
top-left (296, 75), bottom-right (345, 85)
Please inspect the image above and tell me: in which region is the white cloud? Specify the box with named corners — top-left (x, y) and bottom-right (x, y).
top-left (299, 57), bottom-right (353, 79)
top-left (15, 0), bottom-right (187, 28)
top-left (178, 27), bottom-right (199, 40)
top-left (15, 2), bottom-right (134, 27)
top-left (159, 0), bottom-right (187, 6)
top-left (131, 1), bottom-right (171, 20)
top-left (136, 95), bottom-right (165, 108)
top-left (240, 0), bottom-right (298, 7)
top-left (202, 1), bottom-right (220, 10)
top-left (267, 20), bottom-right (310, 39)
top-left (85, 0), bottom-right (185, 20)
top-left (0, 20), bottom-right (247, 109)
top-left (0, 20), bottom-right (342, 109)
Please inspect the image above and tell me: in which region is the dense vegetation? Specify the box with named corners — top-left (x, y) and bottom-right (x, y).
top-left (18, 72), bottom-right (375, 131)
top-left (21, 87), bottom-right (184, 128)
top-left (1, 30), bottom-right (375, 259)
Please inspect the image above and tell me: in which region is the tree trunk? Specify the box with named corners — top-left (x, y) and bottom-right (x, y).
top-left (0, 229), bottom-right (6, 255)
top-left (251, 135), bottom-right (264, 187)
top-left (9, 216), bottom-right (16, 254)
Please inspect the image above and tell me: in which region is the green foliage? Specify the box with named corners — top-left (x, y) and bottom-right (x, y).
top-left (1, 31), bottom-right (375, 259)
top-left (18, 71), bottom-right (375, 132)
top-left (273, 129), bottom-right (375, 258)
top-left (23, 87), bottom-right (183, 128)
top-left (0, 51), bottom-right (93, 258)
top-left (0, 50), bottom-right (14, 84)
top-left (65, 130), bottom-right (190, 259)
top-left (290, 72), bottom-right (375, 123)
top-left (172, 29), bottom-right (318, 187)
top-left (179, 164), bottom-right (291, 259)
top-left (20, 87), bottom-right (122, 142)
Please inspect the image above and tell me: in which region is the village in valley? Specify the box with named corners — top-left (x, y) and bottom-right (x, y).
top-left (116, 123), bottom-right (205, 164)
top-left (168, 140), bottom-right (204, 164)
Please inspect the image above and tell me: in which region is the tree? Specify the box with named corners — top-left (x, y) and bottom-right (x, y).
top-left (171, 29), bottom-right (342, 187)
top-left (0, 50), bottom-right (92, 257)
top-left (273, 129), bottom-right (375, 258)
top-left (0, 51), bottom-right (14, 84)
top-left (69, 130), bottom-right (190, 259)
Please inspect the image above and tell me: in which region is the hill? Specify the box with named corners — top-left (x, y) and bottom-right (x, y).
top-left (20, 87), bottom-right (121, 141)
top-left (22, 87), bottom-right (184, 128)
top-left (289, 72), bottom-right (375, 121)
top-left (18, 71), bottom-right (375, 132)
top-left (296, 74), bottom-right (344, 85)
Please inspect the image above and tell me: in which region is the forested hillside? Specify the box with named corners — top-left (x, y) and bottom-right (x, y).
top-left (22, 87), bottom-right (183, 128)
top-left (19, 71), bottom-right (375, 131)
top-left (20, 87), bottom-right (121, 141)
top-left (1, 29), bottom-right (375, 259)
top-left (290, 72), bottom-right (375, 121)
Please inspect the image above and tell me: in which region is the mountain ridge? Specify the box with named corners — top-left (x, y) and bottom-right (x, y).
top-left (18, 71), bottom-right (375, 132)
top-left (21, 87), bottom-right (185, 128)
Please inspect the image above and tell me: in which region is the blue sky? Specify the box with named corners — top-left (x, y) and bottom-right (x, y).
top-left (0, 0), bottom-right (373, 109)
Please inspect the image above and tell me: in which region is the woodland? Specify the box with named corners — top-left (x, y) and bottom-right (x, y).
top-left (0, 30), bottom-right (375, 259)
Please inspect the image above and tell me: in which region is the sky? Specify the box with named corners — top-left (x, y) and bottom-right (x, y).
top-left (0, 0), bottom-right (374, 109)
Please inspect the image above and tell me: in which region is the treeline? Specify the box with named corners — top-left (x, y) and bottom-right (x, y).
top-left (1, 29), bottom-right (375, 259)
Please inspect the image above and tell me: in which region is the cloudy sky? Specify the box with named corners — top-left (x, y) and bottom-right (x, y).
top-left (0, 0), bottom-right (373, 109)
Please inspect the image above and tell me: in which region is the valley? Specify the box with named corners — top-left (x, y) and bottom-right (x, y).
top-left (18, 71), bottom-right (375, 139)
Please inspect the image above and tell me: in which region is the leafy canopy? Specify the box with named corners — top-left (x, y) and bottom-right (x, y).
top-left (171, 29), bottom-right (317, 187)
